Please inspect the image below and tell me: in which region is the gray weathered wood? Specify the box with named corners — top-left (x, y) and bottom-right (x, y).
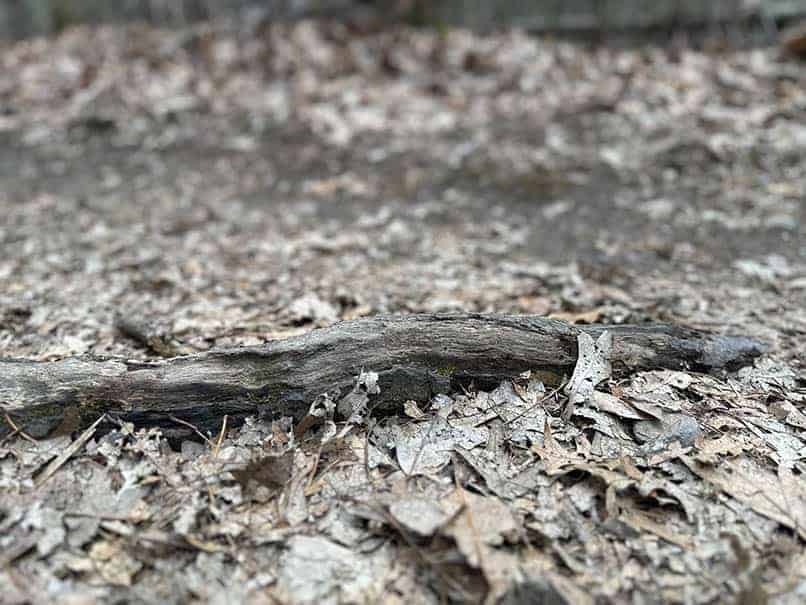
top-left (0, 313), bottom-right (763, 439)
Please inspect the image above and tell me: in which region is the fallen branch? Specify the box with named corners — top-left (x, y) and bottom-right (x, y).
top-left (0, 313), bottom-right (763, 439)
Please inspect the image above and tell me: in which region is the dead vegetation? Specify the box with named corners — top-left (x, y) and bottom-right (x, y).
top-left (1, 17), bottom-right (805, 605)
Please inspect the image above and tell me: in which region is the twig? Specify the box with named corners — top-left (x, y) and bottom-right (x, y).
top-left (3, 413), bottom-right (37, 444)
top-left (35, 415), bottom-right (106, 488)
top-left (505, 382), bottom-right (566, 426)
top-left (168, 415), bottom-right (214, 447)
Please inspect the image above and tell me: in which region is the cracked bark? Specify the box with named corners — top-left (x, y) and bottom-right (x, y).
top-left (0, 313), bottom-right (764, 439)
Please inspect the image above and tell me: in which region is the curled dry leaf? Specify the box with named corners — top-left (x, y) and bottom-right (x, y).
top-left (563, 330), bottom-right (613, 418)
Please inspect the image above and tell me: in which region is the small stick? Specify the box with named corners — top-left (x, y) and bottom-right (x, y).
top-left (35, 415), bottom-right (106, 488)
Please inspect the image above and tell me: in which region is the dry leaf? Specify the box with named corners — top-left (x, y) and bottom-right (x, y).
top-left (563, 331), bottom-right (612, 418)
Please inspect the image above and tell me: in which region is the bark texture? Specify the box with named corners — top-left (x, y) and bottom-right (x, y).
top-left (0, 313), bottom-right (764, 439)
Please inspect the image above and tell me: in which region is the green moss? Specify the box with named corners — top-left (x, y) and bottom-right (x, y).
top-left (436, 365), bottom-right (457, 377)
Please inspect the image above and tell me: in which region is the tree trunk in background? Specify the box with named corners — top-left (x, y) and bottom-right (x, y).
top-left (0, 0), bottom-right (803, 38)
top-left (419, 0), bottom-right (798, 31)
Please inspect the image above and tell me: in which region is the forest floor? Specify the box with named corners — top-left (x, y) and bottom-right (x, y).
top-left (1, 18), bottom-right (805, 604)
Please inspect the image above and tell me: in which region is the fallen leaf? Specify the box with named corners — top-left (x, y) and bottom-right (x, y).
top-left (389, 496), bottom-right (449, 537)
top-left (443, 488), bottom-right (519, 568)
top-left (683, 456), bottom-right (806, 540)
top-left (563, 331), bottom-right (612, 417)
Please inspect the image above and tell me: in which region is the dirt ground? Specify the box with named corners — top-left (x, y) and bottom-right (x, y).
top-left (1, 19), bottom-right (806, 604)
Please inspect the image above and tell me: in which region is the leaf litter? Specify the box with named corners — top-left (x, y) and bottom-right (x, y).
top-left (0, 14), bottom-right (805, 605)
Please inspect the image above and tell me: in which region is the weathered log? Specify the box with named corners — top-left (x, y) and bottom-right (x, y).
top-left (0, 313), bottom-right (763, 439)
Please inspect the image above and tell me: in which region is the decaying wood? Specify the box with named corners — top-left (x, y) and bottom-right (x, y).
top-left (0, 313), bottom-right (763, 439)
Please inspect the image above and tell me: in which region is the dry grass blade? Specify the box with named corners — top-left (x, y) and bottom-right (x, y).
top-left (213, 415), bottom-right (228, 458)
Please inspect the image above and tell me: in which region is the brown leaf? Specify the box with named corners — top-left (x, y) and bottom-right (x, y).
top-left (230, 452), bottom-right (294, 494)
top-left (683, 456), bottom-right (806, 540)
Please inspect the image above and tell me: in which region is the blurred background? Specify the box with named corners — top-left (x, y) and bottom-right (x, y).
top-left (1, 0), bottom-right (804, 40)
top-left (1, 0), bottom-right (804, 359)
top-left (2, 3), bottom-right (806, 601)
